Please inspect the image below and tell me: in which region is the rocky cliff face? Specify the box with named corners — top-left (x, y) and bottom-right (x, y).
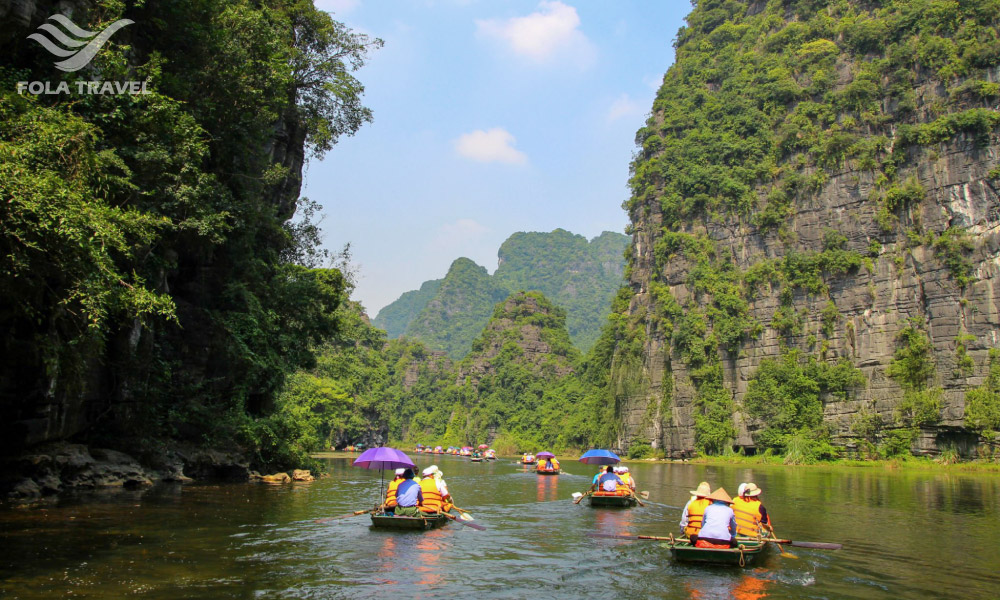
top-left (614, 0), bottom-right (1000, 458)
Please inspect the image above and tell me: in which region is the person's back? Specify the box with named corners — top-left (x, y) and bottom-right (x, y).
top-left (598, 469), bottom-right (623, 492)
top-left (385, 476), bottom-right (403, 510)
top-left (683, 497), bottom-right (711, 537)
top-left (697, 488), bottom-right (737, 547)
top-left (394, 473), bottom-right (423, 517)
top-left (419, 475), bottom-right (443, 513)
top-left (733, 483), bottom-right (769, 536)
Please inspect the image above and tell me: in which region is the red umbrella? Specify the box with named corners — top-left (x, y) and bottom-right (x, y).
top-left (478, 444), bottom-right (489, 449)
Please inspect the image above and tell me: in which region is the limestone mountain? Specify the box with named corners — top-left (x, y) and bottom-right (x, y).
top-left (401, 258), bottom-right (509, 360)
top-left (605, 0), bottom-right (1000, 459)
top-left (372, 278), bottom-right (442, 339)
top-left (373, 229), bottom-right (629, 358)
top-left (493, 229), bottom-right (629, 351)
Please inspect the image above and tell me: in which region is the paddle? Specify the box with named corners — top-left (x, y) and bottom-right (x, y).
top-left (766, 527), bottom-right (798, 559)
top-left (571, 490), bottom-right (592, 504)
top-left (588, 532), bottom-right (842, 550)
top-left (768, 538), bottom-right (843, 550)
top-left (630, 492), bottom-right (645, 507)
top-left (442, 512), bottom-right (487, 531)
top-left (450, 505), bottom-right (475, 521)
top-left (313, 509), bottom-right (373, 523)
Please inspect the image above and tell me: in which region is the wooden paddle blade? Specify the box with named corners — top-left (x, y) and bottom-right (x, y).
top-left (640, 491), bottom-right (650, 499)
top-left (789, 541), bottom-right (842, 550)
top-left (444, 513), bottom-right (486, 530)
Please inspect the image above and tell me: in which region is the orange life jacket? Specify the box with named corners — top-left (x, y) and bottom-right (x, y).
top-left (733, 497), bottom-right (767, 537)
top-left (385, 478), bottom-right (402, 508)
top-left (418, 477), bottom-right (443, 513)
top-left (684, 498), bottom-right (711, 537)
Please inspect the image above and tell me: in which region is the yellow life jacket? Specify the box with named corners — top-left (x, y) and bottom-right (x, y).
top-left (733, 497), bottom-right (765, 537)
top-left (620, 473), bottom-right (633, 488)
top-left (684, 498), bottom-right (711, 537)
top-left (418, 477), bottom-right (443, 513)
top-left (385, 478), bottom-right (402, 508)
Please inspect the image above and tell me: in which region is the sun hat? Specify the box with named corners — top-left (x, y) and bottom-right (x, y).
top-left (690, 481), bottom-right (711, 497)
top-left (422, 465), bottom-right (439, 476)
top-left (707, 487), bottom-right (734, 504)
top-left (743, 482), bottom-right (762, 497)
top-left (620, 466), bottom-right (629, 473)
top-left (737, 483), bottom-right (747, 497)
top-left (395, 468), bottom-right (405, 476)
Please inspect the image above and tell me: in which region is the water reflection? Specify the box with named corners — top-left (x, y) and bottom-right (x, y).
top-left (1, 457), bottom-right (999, 599)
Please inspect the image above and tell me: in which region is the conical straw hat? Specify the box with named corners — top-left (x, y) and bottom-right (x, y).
top-left (706, 487), bottom-right (733, 504)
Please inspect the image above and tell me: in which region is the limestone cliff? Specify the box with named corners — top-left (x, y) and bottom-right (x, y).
top-left (613, 0), bottom-right (1000, 458)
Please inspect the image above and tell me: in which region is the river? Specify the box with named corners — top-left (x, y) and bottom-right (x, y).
top-left (1, 454), bottom-right (997, 599)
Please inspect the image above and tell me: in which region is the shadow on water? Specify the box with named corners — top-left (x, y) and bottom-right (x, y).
top-left (1, 456), bottom-right (998, 599)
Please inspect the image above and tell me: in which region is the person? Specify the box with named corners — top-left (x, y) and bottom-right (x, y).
top-left (393, 469), bottom-right (423, 517)
top-left (680, 481), bottom-right (711, 538)
top-left (419, 465), bottom-right (445, 514)
top-left (382, 468), bottom-right (406, 515)
top-left (733, 482), bottom-right (771, 538)
top-left (432, 467), bottom-right (454, 511)
top-left (694, 488), bottom-right (738, 548)
top-left (596, 465), bottom-right (623, 492)
top-left (618, 466), bottom-right (636, 491)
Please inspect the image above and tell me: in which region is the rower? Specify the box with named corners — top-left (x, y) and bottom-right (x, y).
top-left (733, 482), bottom-right (771, 538)
top-left (694, 488), bottom-right (738, 548)
top-left (418, 465), bottom-right (445, 514)
top-left (680, 481), bottom-right (711, 538)
top-left (393, 469), bottom-right (423, 517)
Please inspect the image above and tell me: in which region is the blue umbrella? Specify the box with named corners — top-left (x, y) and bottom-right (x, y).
top-left (579, 449), bottom-right (620, 465)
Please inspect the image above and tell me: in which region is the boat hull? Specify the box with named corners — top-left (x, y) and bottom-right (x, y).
top-left (668, 540), bottom-right (768, 567)
top-left (536, 469), bottom-right (560, 475)
top-left (588, 493), bottom-right (637, 508)
top-left (370, 513), bottom-right (449, 530)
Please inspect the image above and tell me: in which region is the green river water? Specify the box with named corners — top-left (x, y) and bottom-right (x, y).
top-left (1, 454), bottom-right (998, 599)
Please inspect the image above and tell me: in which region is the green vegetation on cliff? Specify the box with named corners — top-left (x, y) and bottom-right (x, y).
top-left (0, 1), bottom-right (380, 465)
top-left (375, 229), bottom-right (629, 359)
top-left (608, 0), bottom-right (1000, 458)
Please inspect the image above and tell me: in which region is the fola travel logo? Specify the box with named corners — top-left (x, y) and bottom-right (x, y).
top-left (17, 14), bottom-right (150, 95)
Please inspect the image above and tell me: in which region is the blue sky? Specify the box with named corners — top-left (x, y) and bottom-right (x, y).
top-left (305, 0), bottom-right (691, 315)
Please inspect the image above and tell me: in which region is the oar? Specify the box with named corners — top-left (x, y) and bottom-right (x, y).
top-left (450, 506), bottom-right (475, 521)
top-left (630, 492), bottom-right (645, 507)
top-left (588, 532), bottom-right (677, 542)
top-left (442, 512), bottom-right (486, 531)
top-left (766, 528), bottom-right (798, 559)
top-left (768, 538), bottom-right (843, 550)
top-left (313, 509), bottom-right (373, 523)
top-left (572, 490), bottom-right (592, 504)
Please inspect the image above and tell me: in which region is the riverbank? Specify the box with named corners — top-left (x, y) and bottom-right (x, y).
top-left (671, 454), bottom-right (1000, 474)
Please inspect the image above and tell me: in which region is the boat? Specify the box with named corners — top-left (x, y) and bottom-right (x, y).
top-left (667, 538), bottom-right (769, 567)
top-left (536, 467), bottom-right (559, 475)
top-left (588, 491), bottom-right (638, 508)
top-left (470, 456), bottom-right (483, 462)
top-left (370, 512), bottom-right (450, 530)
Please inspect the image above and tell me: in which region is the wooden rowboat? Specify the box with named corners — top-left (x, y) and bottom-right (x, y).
top-left (588, 492), bottom-right (637, 508)
top-left (536, 468), bottom-right (559, 475)
top-left (370, 512), bottom-right (449, 530)
top-left (668, 538), bottom-right (769, 567)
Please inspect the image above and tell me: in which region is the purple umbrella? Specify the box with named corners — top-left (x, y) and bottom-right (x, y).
top-left (536, 451), bottom-right (556, 459)
top-left (579, 449), bottom-right (620, 465)
top-left (353, 447), bottom-right (416, 504)
top-left (352, 446), bottom-right (415, 471)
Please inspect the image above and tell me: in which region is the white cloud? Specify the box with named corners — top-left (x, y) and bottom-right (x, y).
top-left (476, 1), bottom-right (595, 67)
top-left (430, 219), bottom-right (491, 251)
top-left (607, 93), bottom-right (644, 122)
top-left (314, 0), bottom-right (359, 15)
top-left (454, 127), bottom-right (528, 165)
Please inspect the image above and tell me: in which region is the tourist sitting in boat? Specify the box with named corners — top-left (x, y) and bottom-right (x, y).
top-left (596, 465), bottom-right (624, 492)
top-left (733, 482), bottom-right (771, 538)
top-left (539, 457), bottom-right (560, 471)
top-left (419, 465), bottom-right (445, 514)
top-left (430, 466), bottom-right (454, 511)
top-left (618, 466), bottom-right (636, 491)
top-left (692, 488), bottom-right (738, 548)
top-left (394, 469), bottom-right (424, 517)
top-left (680, 481), bottom-right (712, 538)
top-left (382, 468), bottom-right (406, 515)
